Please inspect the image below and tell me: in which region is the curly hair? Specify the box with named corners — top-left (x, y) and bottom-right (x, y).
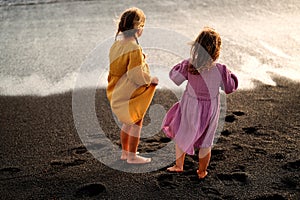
top-left (188, 27), bottom-right (222, 75)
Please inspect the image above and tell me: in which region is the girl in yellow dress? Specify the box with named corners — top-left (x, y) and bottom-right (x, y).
top-left (106, 7), bottom-right (159, 164)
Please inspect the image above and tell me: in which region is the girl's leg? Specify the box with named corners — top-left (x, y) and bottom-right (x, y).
top-left (197, 147), bottom-right (211, 179)
top-left (120, 124), bottom-right (131, 160)
top-left (127, 119), bottom-right (151, 164)
top-left (167, 144), bottom-right (186, 172)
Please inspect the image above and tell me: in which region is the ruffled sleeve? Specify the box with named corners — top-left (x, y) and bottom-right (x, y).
top-left (169, 59), bottom-right (189, 86)
top-left (127, 48), bottom-right (151, 86)
top-left (217, 63), bottom-right (238, 94)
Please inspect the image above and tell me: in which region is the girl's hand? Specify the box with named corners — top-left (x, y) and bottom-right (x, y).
top-left (143, 53), bottom-right (147, 60)
top-left (151, 76), bottom-right (159, 85)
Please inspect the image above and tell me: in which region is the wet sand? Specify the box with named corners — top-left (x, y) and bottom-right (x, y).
top-left (0, 77), bottom-right (299, 199)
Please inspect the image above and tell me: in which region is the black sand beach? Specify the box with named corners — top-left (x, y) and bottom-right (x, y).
top-left (1, 0), bottom-right (300, 199)
top-left (0, 77), bottom-right (299, 199)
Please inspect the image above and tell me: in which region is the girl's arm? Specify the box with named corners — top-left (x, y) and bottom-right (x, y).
top-left (169, 59), bottom-right (189, 86)
top-left (217, 64), bottom-right (238, 94)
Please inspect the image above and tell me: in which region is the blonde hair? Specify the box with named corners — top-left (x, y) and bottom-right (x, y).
top-left (189, 27), bottom-right (222, 75)
top-left (115, 7), bottom-right (146, 43)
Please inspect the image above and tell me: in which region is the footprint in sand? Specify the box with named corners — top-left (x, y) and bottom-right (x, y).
top-left (69, 146), bottom-right (88, 155)
top-left (85, 143), bottom-right (106, 151)
top-left (225, 115), bottom-right (237, 123)
top-left (211, 149), bottom-right (226, 161)
top-left (251, 193), bottom-right (286, 200)
top-left (242, 126), bottom-right (258, 134)
top-left (224, 111), bottom-right (245, 124)
top-left (282, 159), bottom-right (300, 171)
top-left (142, 136), bottom-right (171, 153)
top-left (143, 138), bottom-right (159, 143)
top-left (280, 175), bottom-right (299, 189)
top-left (74, 183), bottom-right (106, 198)
top-left (232, 111), bottom-right (245, 116)
top-left (201, 187), bottom-right (221, 196)
top-left (221, 129), bottom-right (232, 136)
top-left (242, 126), bottom-right (267, 137)
top-left (270, 152), bottom-right (285, 160)
top-left (217, 172), bottom-right (250, 185)
top-left (232, 143), bottom-right (243, 152)
top-left (181, 158), bottom-right (197, 176)
top-left (253, 148), bottom-right (267, 155)
top-left (0, 167), bottom-right (21, 175)
top-left (223, 111), bottom-right (245, 126)
top-left (159, 137), bottom-right (171, 143)
top-left (272, 174), bottom-right (299, 198)
top-left (242, 127), bottom-right (271, 137)
top-left (50, 159), bottom-right (86, 167)
top-left (143, 135), bottom-right (171, 144)
top-left (157, 174), bottom-right (178, 189)
top-left (233, 165), bottom-right (246, 172)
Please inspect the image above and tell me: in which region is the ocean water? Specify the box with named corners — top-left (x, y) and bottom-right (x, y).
top-left (0, 0), bottom-right (300, 95)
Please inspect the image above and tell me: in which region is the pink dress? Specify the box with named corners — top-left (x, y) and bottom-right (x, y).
top-left (161, 59), bottom-right (238, 155)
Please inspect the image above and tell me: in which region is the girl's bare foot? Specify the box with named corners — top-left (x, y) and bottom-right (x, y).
top-left (167, 165), bottom-right (183, 172)
top-left (121, 151), bottom-right (139, 160)
top-left (120, 152), bottom-right (127, 160)
top-left (197, 170), bottom-right (208, 179)
top-left (127, 154), bottom-right (151, 164)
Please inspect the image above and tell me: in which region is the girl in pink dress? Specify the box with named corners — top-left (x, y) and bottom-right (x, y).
top-left (161, 27), bottom-right (238, 179)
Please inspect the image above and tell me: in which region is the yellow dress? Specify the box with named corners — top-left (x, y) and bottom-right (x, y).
top-left (106, 40), bottom-right (156, 125)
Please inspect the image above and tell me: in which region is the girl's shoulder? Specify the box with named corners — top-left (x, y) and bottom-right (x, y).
top-left (173, 59), bottom-right (190, 72)
top-left (215, 63), bottom-right (226, 68)
top-left (110, 40), bottom-right (142, 58)
top-left (215, 63), bottom-right (229, 72)
top-left (113, 40), bottom-right (141, 51)
top-left (215, 63), bottom-right (236, 79)
top-left (177, 59), bottom-right (190, 69)
top-left (182, 59), bottom-right (191, 65)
